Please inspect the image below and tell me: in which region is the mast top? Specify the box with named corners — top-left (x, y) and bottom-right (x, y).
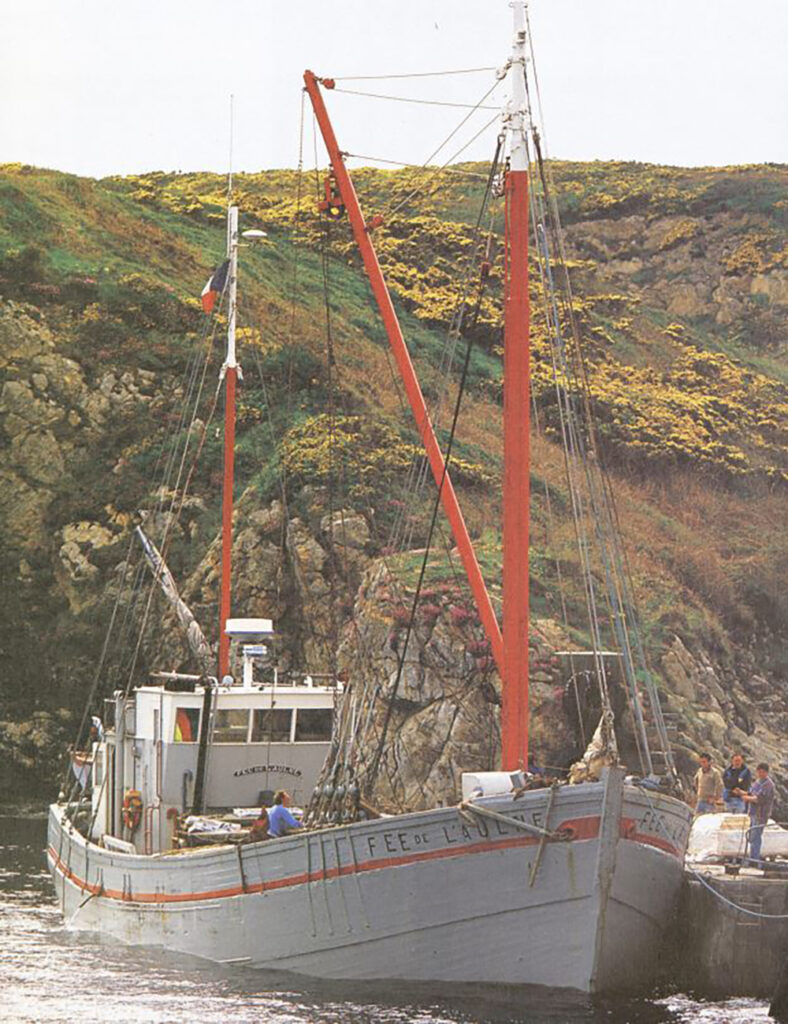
top-left (506, 0), bottom-right (529, 172)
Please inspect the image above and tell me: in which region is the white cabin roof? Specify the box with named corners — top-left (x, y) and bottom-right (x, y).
top-left (133, 682), bottom-right (340, 706)
top-left (224, 617), bottom-right (274, 639)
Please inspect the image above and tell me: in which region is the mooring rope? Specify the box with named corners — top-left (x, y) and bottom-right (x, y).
top-left (636, 785), bottom-right (788, 921)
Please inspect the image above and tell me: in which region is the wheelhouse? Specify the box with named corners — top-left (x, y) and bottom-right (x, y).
top-left (84, 619), bottom-right (340, 853)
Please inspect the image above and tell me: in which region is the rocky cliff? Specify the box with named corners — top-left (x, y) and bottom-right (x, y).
top-left (0, 161), bottom-right (785, 808)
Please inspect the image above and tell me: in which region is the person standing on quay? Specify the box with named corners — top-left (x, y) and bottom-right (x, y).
top-left (694, 752), bottom-right (723, 813)
top-left (738, 762), bottom-right (775, 865)
top-left (722, 752), bottom-right (752, 813)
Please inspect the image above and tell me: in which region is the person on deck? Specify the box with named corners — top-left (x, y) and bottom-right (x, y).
top-left (738, 762), bottom-right (775, 865)
top-left (694, 753), bottom-right (723, 814)
top-left (722, 753), bottom-right (752, 813)
top-left (268, 791), bottom-right (302, 838)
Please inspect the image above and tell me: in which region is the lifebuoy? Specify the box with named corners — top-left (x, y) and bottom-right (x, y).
top-left (122, 789), bottom-right (143, 832)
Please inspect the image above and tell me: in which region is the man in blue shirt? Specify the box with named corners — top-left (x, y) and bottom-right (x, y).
top-left (268, 790), bottom-right (302, 838)
top-left (738, 763), bottom-right (775, 865)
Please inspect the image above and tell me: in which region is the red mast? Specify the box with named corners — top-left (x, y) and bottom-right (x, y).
top-left (501, 2), bottom-right (530, 771)
top-left (218, 205), bottom-right (239, 680)
top-left (304, 70), bottom-right (504, 675)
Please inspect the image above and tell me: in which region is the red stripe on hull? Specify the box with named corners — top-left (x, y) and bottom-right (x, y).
top-left (48, 812), bottom-right (680, 907)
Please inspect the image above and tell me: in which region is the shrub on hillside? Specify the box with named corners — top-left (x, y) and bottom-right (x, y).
top-left (282, 414), bottom-right (489, 503)
top-left (0, 245), bottom-right (50, 299)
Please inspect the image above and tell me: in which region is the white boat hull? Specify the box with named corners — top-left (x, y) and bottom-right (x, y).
top-left (48, 771), bottom-right (692, 993)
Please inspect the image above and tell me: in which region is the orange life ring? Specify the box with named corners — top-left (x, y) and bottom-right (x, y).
top-left (122, 789), bottom-right (143, 832)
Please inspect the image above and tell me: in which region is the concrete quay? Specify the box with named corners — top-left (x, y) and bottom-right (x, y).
top-left (666, 865), bottom-right (788, 999)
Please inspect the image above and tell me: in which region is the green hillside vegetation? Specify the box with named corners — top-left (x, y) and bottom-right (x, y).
top-left (0, 159), bottom-right (786, 797)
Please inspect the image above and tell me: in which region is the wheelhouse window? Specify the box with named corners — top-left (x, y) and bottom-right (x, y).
top-left (251, 708), bottom-right (292, 743)
top-left (294, 708), bottom-right (333, 742)
top-left (212, 709), bottom-right (249, 744)
top-left (174, 707), bottom-right (200, 742)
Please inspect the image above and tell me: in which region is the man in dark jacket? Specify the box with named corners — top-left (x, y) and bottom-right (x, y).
top-left (722, 753), bottom-right (752, 813)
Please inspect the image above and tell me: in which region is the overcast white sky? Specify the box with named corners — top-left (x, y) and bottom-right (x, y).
top-left (2, 0), bottom-right (786, 177)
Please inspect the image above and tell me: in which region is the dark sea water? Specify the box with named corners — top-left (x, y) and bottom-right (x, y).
top-left (0, 816), bottom-right (772, 1024)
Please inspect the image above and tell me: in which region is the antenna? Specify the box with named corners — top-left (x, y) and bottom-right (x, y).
top-left (228, 93), bottom-right (234, 203)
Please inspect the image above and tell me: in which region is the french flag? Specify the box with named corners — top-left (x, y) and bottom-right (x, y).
top-left (200, 259), bottom-right (230, 313)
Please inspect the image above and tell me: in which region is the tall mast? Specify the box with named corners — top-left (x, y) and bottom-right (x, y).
top-left (218, 204), bottom-right (239, 680)
top-left (501, 1), bottom-right (530, 771)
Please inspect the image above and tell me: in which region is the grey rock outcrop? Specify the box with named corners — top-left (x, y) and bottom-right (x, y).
top-left (660, 634), bottom-right (787, 804)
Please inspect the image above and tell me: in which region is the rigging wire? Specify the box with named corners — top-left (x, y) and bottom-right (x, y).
top-left (532, 205), bottom-right (625, 766)
top-left (306, 114), bottom-right (404, 745)
top-left (68, 297), bottom-right (222, 763)
top-left (314, 115), bottom-right (340, 681)
top-left (521, 43), bottom-right (675, 777)
top-left (522, 122), bottom-right (631, 767)
top-left (312, 73), bottom-right (503, 633)
top-left (72, 289), bottom-right (227, 827)
top-left (111, 290), bottom-right (224, 673)
top-left (301, 111), bottom-right (407, 792)
top-left (374, 93), bottom-right (502, 549)
top-left (60, 528), bottom-right (137, 800)
top-left (392, 199), bottom-right (503, 586)
top-left (525, 268), bottom-right (587, 746)
top-left (383, 210), bottom-right (504, 785)
top-left (301, 73), bottom-right (509, 809)
top-left (304, 144), bottom-right (505, 813)
top-left (380, 71), bottom-right (500, 217)
top-left (330, 87), bottom-right (499, 111)
top-left (386, 113), bottom-right (500, 219)
top-left (302, 130), bottom-right (406, 814)
top-left (345, 153), bottom-right (488, 180)
top-left (373, 193), bottom-right (500, 570)
top-left (320, 75), bottom-right (500, 225)
top-left (531, 170), bottom-right (654, 770)
top-left (388, 198), bottom-right (497, 553)
top-left (287, 89), bottom-right (307, 434)
top-left (364, 141), bottom-right (503, 797)
top-left (176, 377), bottom-right (223, 522)
top-left (332, 67), bottom-right (498, 81)
top-left (383, 124), bottom-right (502, 558)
